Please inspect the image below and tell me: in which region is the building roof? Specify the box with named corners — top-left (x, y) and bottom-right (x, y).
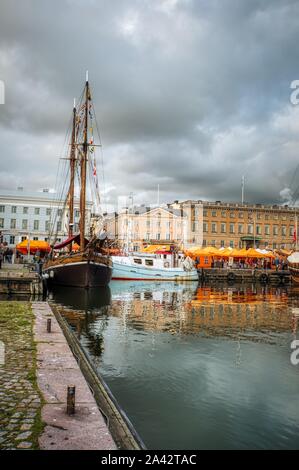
top-left (106, 205), bottom-right (186, 218)
top-left (0, 189), bottom-right (92, 206)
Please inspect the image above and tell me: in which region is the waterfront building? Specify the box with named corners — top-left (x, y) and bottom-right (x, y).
top-left (105, 205), bottom-right (189, 251)
top-left (170, 200), bottom-right (297, 250)
top-left (0, 188), bottom-right (93, 248)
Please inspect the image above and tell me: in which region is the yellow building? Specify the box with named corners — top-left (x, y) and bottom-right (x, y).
top-left (105, 206), bottom-right (188, 251)
top-left (170, 200), bottom-right (297, 250)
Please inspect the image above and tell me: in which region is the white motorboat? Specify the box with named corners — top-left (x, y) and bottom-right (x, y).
top-left (112, 251), bottom-right (198, 281)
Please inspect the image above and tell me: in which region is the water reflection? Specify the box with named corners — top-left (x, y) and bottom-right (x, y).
top-left (50, 282), bottom-right (299, 450)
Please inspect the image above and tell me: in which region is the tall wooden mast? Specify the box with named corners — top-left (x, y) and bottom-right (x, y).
top-left (68, 99), bottom-right (76, 251)
top-left (80, 72), bottom-right (89, 250)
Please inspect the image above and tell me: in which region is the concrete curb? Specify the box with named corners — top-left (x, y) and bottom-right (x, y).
top-left (32, 301), bottom-right (116, 450)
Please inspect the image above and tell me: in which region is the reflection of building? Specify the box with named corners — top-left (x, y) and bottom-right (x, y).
top-left (106, 206), bottom-right (189, 251)
top-left (170, 200), bottom-right (296, 250)
top-left (0, 188), bottom-right (93, 248)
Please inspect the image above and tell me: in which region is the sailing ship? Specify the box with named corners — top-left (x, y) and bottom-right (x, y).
top-left (287, 252), bottom-right (299, 284)
top-left (42, 73), bottom-right (112, 288)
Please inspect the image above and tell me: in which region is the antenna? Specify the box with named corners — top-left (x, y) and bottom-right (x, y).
top-left (73, 98), bottom-right (76, 109)
top-left (241, 176), bottom-right (245, 204)
top-left (86, 70), bottom-right (89, 83)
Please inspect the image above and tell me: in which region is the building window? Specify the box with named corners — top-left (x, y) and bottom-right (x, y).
top-left (273, 243), bottom-right (277, 249)
top-left (221, 240), bottom-right (225, 247)
top-left (11, 206), bottom-right (17, 213)
top-left (146, 233), bottom-right (150, 240)
top-left (46, 208), bottom-right (51, 216)
top-left (22, 219), bottom-right (28, 230)
top-left (0, 218), bottom-right (4, 228)
top-left (257, 213), bottom-right (262, 220)
top-left (57, 209), bottom-right (62, 217)
top-left (203, 222), bottom-right (208, 233)
top-left (134, 258), bottom-right (142, 265)
top-left (230, 240), bottom-right (234, 248)
top-left (273, 225), bottom-right (278, 236)
top-left (166, 233), bottom-right (170, 240)
top-left (239, 241), bottom-right (242, 248)
top-left (238, 224), bottom-right (243, 234)
top-left (156, 233), bottom-right (160, 240)
top-left (230, 212), bottom-right (235, 218)
top-left (265, 225), bottom-right (270, 235)
top-left (23, 207), bottom-right (28, 214)
top-left (0, 206), bottom-right (5, 213)
top-left (211, 240), bottom-right (216, 246)
top-left (75, 209), bottom-right (80, 218)
top-left (212, 223), bottom-right (217, 233)
top-left (33, 237), bottom-right (38, 241)
top-left (203, 210), bottom-right (208, 217)
top-left (290, 226), bottom-right (294, 237)
top-left (202, 239), bottom-right (207, 247)
top-left (282, 226), bottom-right (286, 236)
top-left (265, 214), bottom-right (269, 220)
top-left (45, 221), bottom-right (50, 231)
top-left (57, 221), bottom-right (62, 231)
top-left (34, 220), bottom-right (39, 230)
top-left (10, 219), bottom-right (16, 229)
top-left (229, 223), bottom-right (234, 234)
top-left (212, 210), bottom-right (217, 217)
top-left (221, 223), bottom-right (226, 233)
top-left (34, 207), bottom-right (40, 215)
top-left (248, 224), bottom-right (253, 234)
top-left (21, 236), bottom-right (27, 242)
top-left (9, 236), bottom-right (15, 244)
top-left (256, 225), bottom-right (262, 235)
top-left (221, 211), bottom-right (226, 217)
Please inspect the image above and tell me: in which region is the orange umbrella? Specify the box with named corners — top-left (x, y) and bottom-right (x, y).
top-left (16, 240), bottom-right (51, 255)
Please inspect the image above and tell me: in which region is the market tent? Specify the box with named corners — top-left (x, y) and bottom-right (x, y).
top-left (16, 240), bottom-right (51, 255)
top-left (245, 248), bottom-right (266, 258)
top-left (143, 244), bottom-right (171, 253)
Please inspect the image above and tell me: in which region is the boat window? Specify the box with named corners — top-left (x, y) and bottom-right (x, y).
top-left (133, 258), bottom-right (142, 264)
top-left (145, 259), bottom-right (154, 266)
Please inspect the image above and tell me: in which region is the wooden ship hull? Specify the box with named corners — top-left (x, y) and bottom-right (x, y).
top-left (43, 254), bottom-right (112, 288)
top-left (288, 264), bottom-right (299, 284)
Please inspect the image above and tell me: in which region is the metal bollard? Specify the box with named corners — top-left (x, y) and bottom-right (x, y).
top-left (67, 385), bottom-right (76, 415)
top-left (47, 318), bottom-right (52, 333)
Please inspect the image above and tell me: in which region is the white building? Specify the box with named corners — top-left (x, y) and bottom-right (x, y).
top-left (0, 188), bottom-right (93, 248)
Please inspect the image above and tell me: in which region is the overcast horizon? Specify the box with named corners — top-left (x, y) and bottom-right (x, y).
top-left (1, 0), bottom-right (299, 208)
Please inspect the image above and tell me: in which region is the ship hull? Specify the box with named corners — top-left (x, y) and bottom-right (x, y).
top-left (288, 264), bottom-right (299, 284)
top-left (112, 259), bottom-right (198, 281)
top-left (43, 259), bottom-right (112, 288)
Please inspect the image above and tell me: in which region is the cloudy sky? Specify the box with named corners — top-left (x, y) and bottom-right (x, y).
top-left (1, 0), bottom-right (299, 208)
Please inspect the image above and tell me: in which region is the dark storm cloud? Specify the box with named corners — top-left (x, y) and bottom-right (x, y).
top-left (0, 0), bottom-right (299, 206)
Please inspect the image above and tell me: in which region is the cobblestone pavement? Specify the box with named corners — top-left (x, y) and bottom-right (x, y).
top-left (0, 302), bottom-right (43, 450)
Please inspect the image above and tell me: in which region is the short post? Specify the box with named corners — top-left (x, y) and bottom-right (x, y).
top-left (67, 385), bottom-right (76, 415)
top-left (47, 318), bottom-right (51, 333)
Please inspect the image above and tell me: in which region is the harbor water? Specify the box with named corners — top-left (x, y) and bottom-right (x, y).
top-left (50, 281), bottom-right (299, 450)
